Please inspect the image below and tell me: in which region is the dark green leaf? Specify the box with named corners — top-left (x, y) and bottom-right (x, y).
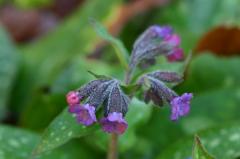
top-left (177, 54), bottom-right (240, 94)
top-left (0, 27), bottom-right (19, 119)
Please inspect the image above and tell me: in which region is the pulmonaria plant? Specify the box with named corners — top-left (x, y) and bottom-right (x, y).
top-left (66, 24), bottom-right (193, 135)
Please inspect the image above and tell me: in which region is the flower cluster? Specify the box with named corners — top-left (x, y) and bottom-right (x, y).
top-left (66, 24), bottom-right (193, 135)
top-left (66, 79), bottom-right (129, 134)
top-left (129, 25), bottom-right (184, 71)
top-left (139, 71), bottom-right (193, 121)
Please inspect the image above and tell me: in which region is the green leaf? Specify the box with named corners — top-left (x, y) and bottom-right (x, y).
top-left (90, 19), bottom-right (129, 69)
top-left (87, 70), bottom-right (112, 80)
top-left (120, 84), bottom-right (141, 96)
top-left (180, 88), bottom-right (240, 134)
top-left (137, 87), bottom-right (240, 158)
top-left (14, 0), bottom-right (52, 8)
top-left (0, 125), bottom-right (39, 159)
top-left (0, 125), bottom-right (96, 159)
top-left (33, 108), bottom-right (100, 155)
top-left (193, 135), bottom-right (215, 159)
top-left (177, 53), bottom-right (240, 94)
top-left (0, 27), bottom-right (19, 119)
top-left (157, 123), bottom-right (240, 159)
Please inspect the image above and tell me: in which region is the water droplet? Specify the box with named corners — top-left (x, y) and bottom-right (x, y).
top-left (8, 139), bottom-right (20, 148)
top-left (226, 150), bottom-right (235, 156)
top-left (50, 132), bottom-right (55, 137)
top-left (229, 133), bottom-right (240, 141)
top-left (72, 114), bottom-right (76, 118)
top-left (220, 129), bottom-right (227, 135)
top-left (209, 138), bottom-right (220, 148)
top-left (20, 137), bottom-right (29, 144)
top-left (68, 131), bottom-right (73, 137)
top-left (0, 151), bottom-right (5, 158)
top-left (61, 126), bottom-right (66, 130)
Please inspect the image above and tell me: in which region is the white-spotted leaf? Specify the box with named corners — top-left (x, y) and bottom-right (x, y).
top-left (33, 108), bottom-right (99, 155)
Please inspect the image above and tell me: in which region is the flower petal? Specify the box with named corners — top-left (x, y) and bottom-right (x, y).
top-left (167, 48), bottom-right (184, 62)
top-left (75, 104), bottom-right (97, 126)
top-left (100, 112), bottom-right (128, 134)
top-left (170, 93), bottom-right (193, 121)
top-left (66, 91), bottom-right (81, 106)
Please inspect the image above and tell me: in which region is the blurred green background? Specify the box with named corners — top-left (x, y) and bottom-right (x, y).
top-left (0, 0), bottom-right (240, 159)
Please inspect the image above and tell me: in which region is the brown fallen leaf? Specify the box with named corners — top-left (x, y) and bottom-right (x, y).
top-left (195, 26), bottom-right (240, 56)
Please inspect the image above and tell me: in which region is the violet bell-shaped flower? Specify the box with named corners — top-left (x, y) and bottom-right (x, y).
top-left (72, 104), bottom-right (97, 126)
top-left (170, 93), bottom-right (193, 121)
top-left (100, 112), bottom-right (128, 135)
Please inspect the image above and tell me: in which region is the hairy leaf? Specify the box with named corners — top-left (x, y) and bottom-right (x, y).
top-left (33, 108), bottom-right (99, 155)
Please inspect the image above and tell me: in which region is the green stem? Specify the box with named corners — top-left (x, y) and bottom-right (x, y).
top-left (107, 133), bottom-right (118, 159)
top-left (107, 65), bottom-right (132, 159)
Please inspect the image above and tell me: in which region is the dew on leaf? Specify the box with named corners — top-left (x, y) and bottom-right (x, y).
top-left (68, 131), bottom-right (73, 137)
top-left (229, 133), bottom-right (240, 141)
top-left (209, 138), bottom-right (220, 148)
top-left (8, 139), bottom-right (20, 148)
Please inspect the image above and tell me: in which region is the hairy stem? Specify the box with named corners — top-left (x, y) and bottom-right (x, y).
top-left (107, 133), bottom-right (118, 159)
top-left (107, 66), bottom-right (132, 159)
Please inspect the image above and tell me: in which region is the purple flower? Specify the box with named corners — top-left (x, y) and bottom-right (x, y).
top-left (66, 91), bottom-right (81, 106)
top-left (167, 48), bottom-right (184, 62)
top-left (100, 112), bottom-right (128, 135)
top-left (73, 104), bottom-right (97, 126)
top-left (170, 93), bottom-right (193, 121)
top-left (151, 25), bottom-right (173, 39)
top-left (165, 34), bottom-right (181, 47)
